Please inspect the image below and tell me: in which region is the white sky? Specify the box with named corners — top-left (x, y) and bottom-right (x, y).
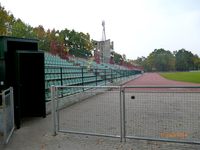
top-left (1, 0), bottom-right (200, 59)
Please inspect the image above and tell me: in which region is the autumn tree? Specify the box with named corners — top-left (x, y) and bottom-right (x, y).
top-left (0, 4), bottom-right (94, 59)
top-left (0, 4), bottom-right (14, 35)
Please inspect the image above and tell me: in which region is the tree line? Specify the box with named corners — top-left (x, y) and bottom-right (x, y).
top-left (0, 4), bottom-right (94, 59)
top-left (134, 48), bottom-right (200, 72)
top-left (2, 4), bottom-right (199, 70)
top-left (0, 4), bottom-right (128, 65)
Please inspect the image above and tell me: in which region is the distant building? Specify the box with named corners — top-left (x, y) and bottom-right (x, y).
top-left (93, 21), bottom-right (114, 64)
top-left (93, 39), bottom-right (114, 63)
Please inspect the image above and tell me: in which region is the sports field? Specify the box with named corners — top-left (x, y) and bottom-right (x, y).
top-left (160, 72), bottom-right (200, 84)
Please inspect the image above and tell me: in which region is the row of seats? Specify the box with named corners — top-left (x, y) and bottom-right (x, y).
top-left (44, 53), bottom-right (106, 100)
top-left (44, 52), bottom-right (141, 101)
top-left (45, 53), bottom-right (73, 66)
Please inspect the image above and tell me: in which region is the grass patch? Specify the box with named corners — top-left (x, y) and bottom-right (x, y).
top-left (160, 72), bottom-right (200, 83)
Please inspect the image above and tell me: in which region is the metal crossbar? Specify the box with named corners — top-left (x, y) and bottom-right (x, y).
top-left (51, 85), bottom-right (200, 145)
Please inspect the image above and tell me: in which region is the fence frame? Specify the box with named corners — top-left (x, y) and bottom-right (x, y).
top-left (51, 85), bottom-right (200, 145)
top-left (122, 85), bottom-right (200, 145)
top-left (0, 87), bottom-right (15, 144)
top-left (51, 85), bottom-right (123, 141)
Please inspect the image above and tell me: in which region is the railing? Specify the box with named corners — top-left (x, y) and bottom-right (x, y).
top-left (51, 85), bottom-right (123, 141)
top-left (0, 87), bottom-right (14, 144)
top-left (45, 65), bottom-right (141, 101)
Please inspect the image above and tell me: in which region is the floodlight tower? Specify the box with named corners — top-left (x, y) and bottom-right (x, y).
top-left (102, 20), bottom-right (106, 41)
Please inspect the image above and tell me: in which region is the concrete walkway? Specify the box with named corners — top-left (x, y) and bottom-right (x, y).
top-left (1, 115), bottom-right (200, 150)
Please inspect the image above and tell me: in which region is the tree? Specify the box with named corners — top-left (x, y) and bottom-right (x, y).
top-left (134, 56), bottom-right (146, 66)
top-left (33, 25), bottom-right (49, 50)
top-left (0, 4), bottom-right (94, 59)
top-left (0, 4), bottom-right (15, 35)
top-left (111, 51), bottom-right (123, 65)
top-left (122, 54), bottom-right (126, 61)
top-left (11, 19), bottom-right (35, 38)
top-left (193, 55), bottom-right (200, 70)
top-left (145, 49), bottom-right (175, 71)
top-left (133, 56), bottom-right (149, 71)
top-left (175, 49), bottom-right (194, 71)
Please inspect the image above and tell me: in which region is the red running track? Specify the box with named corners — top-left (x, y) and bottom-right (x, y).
top-left (125, 73), bottom-right (200, 86)
top-left (123, 73), bottom-right (200, 92)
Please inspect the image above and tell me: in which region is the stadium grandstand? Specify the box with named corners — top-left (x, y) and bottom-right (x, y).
top-left (44, 52), bottom-right (142, 101)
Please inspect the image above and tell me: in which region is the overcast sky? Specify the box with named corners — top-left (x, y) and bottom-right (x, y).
top-left (1, 0), bottom-right (200, 59)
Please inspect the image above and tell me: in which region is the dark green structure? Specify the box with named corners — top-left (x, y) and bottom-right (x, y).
top-left (0, 36), bottom-right (46, 129)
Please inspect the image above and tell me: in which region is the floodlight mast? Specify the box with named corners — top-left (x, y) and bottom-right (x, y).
top-left (102, 20), bottom-right (106, 41)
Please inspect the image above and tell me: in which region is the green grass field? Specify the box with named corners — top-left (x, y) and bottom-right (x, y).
top-left (160, 72), bottom-right (200, 83)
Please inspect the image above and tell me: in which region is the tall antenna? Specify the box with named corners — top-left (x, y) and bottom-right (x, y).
top-left (102, 20), bottom-right (106, 41)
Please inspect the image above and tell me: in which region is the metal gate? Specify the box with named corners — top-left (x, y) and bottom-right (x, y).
top-left (51, 85), bottom-right (200, 144)
top-left (0, 87), bottom-right (15, 144)
top-left (123, 86), bottom-right (200, 144)
top-left (51, 85), bottom-right (123, 141)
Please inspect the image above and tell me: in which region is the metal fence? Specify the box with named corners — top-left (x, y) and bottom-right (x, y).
top-left (51, 85), bottom-right (123, 141)
top-left (45, 65), bottom-right (140, 101)
top-left (123, 86), bottom-right (200, 144)
top-left (51, 85), bottom-right (200, 145)
top-left (0, 87), bottom-right (15, 144)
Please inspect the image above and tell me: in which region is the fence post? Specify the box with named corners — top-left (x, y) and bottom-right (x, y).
top-left (2, 90), bottom-right (7, 144)
top-left (81, 67), bottom-right (84, 91)
top-left (51, 85), bottom-right (57, 136)
top-left (60, 67), bottom-right (63, 97)
top-left (120, 86), bottom-right (123, 142)
top-left (120, 70), bottom-right (123, 82)
top-left (104, 69), bottom-right (106, 85)
top-left (95, 69), bottom-right (98, 86)
top-left (111, 69), bottom-right (113, 83)
top-left (122, 87), bottom-right (126, 142)
top-left (9, 87), bottom-right (14, 143)
top-left (55, 87), bottom-right (60, 132)
top-left (60, 67), bottom-right (63, 86)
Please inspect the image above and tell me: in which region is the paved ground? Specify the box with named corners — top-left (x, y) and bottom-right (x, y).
top-left (1, 73), bottom-right (200, 150)
top-left (1, 114), bottom-right (200, 150)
